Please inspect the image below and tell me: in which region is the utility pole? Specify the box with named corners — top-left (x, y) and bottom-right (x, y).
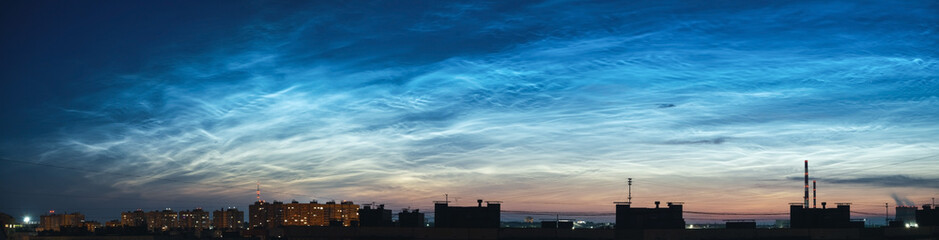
top-left (885, 203), bottom-right (889, 226)
top-left (555, 214), bottom-right (559, 238)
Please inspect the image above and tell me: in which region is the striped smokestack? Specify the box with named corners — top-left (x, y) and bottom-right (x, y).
top-left (813, 180), bottom-right (817, 208)
top-left (804, 160), bottom-right (809, 209)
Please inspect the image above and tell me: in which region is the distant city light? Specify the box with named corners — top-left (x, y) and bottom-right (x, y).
top-left (23, 216), bottom-right (30, 224)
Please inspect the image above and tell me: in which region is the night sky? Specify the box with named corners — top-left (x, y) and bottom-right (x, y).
top-left (1, 0), bottom-right (937, 224)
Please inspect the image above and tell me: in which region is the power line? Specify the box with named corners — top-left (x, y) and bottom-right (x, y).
top-left (684, 211), bottom-right (788, 216)
top-left (851, 211), bottom-right (886, 216)
top-left (501, 210), bottom-right (791, 217)
top-left (502, 210), bottom-right (614, 216)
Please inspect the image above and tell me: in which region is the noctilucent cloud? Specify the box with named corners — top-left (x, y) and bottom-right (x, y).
top-left (1, 0), bottom-right (937, 223)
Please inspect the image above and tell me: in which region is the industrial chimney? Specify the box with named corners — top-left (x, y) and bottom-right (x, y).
top-left (804, 160), bottom-right (809, 209)
top-left (813, 180), bottom-right (817, 208)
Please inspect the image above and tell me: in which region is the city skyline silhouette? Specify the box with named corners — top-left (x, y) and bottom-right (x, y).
top-left (2, 0), bottom-right (937, 230)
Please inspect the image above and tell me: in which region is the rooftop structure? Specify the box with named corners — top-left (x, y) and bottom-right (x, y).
top-left (398, 209), bottom-right (425, 228)
top-left (212, 207), bottom-right (244, 230)
top-left (917, 204), bottom-right (938, 227)
top-left (359, 204), bottom-right (393, 227)
top-left (614, 201), bottom-right (685, 229)
top-left (434, 199), bottom-right (501, 228)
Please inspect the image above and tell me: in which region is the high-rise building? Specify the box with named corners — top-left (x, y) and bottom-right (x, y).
top-left (614, 201), bottom-right (684, 229)
top-left (434, 199), bottom-right (500, 228)
top-left (179, 208), bottom-right (210, 230)
top-left (358, 204), bottom-right (393, 227)
top-left (38, 211), bottom-right (85, 232)
top-left (398, 209), bottom-right (425, 228)
top-left (249, 201), bottom-right (284, 229)
top-left (284, 201), bottom-right (325, 226)
top-left (212, 208), bottom-right (244, 229)
top-left (120, 209), bottom-right (146, 227)
top-left (146, 208), bottom-right (179, 231)
top-left (325, 201), bottom-right (360, 227)
top-left (789, 202), bottom-right (862, 228)
top-left (250, 200), bottom-right (360, 228)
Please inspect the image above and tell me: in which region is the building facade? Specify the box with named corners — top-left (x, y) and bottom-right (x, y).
top-left (249, 201), bottom-right (284, 229)
top-left (250, 200), bottom-right (359, 228)
top-left (615, 201), bottom-right (685, 229)
top-left (398, 209), bottom-right (425, 228)
top-left (38, 212), bottom-right (85, 232)
top-left (284, 201), bottom-right (325, 226)
top-left (917, 204), bottom-right (938, 227)
top-left (212, 208), bottom-right (244, 229)
top-left (789, 202), bottom-right (863, 228)
top-left (105, 220), bottom-right (122, 228)
top-left (325, 201), bottom-right (360, 227)
top-left (120, 209), bottom-right (147, 227)
top-left (434, 199), bottom-right (500, 228)
top-left (358, 204), bottom-right (393, 227)
top-left (179, 208), bottom-right (210, 229)
top-left (146, 209), bottom-right (179, 231)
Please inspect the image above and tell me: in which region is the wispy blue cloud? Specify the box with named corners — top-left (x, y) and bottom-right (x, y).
top-left (1, 0), bottom-right (937, 222)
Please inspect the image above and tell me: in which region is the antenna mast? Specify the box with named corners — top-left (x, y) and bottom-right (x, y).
top-left (627, 178), bottom-right (632, 203)
top-left (257, 182), bottom-right (261, 203)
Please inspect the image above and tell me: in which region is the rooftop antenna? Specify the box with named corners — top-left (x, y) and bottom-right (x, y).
top-left (257, 182), bottom-right (261, 203)
top-left (445, 193), bottom-right (448, 203)
top-left (627, 178), bottom-right (633, 203)
top-left (804, 160), bottom-right (809, 209)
